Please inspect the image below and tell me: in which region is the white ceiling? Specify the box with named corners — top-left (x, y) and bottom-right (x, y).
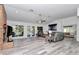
top-left (4, 4), bottom-right (79, 24)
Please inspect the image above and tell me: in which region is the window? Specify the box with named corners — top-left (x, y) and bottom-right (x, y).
top-left (12, 25), bottom-right (24, 37)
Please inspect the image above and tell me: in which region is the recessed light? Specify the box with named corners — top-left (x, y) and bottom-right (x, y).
top-left (16, 10), bottom-right (18, 13)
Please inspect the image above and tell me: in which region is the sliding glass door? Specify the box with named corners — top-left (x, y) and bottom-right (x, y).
top-left (64, 25), bottom-right (77, 38)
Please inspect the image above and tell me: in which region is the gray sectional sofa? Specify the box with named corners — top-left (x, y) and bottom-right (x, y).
top-left (48, 32), bottom-right (64, 42)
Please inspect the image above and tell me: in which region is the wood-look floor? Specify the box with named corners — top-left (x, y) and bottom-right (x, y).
top-left (0, 37), bottom-right (79, 55)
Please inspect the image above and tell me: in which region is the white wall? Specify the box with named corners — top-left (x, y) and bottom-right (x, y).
top-left (7, 20), bottom-right (44, 39)
top-left (45, 16), bottom-right (79, 41)
top-left (7, 16), bottom-right (79, 41)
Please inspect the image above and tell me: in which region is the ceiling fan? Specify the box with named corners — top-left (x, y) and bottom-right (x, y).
top-left (38, 16), bottom-right (48, 23)
top-left (29, 9), bottom-right (50, 24)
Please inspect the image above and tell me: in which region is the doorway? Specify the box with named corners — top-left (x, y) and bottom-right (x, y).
top-left (37, 27), bottom-right (43, 37)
